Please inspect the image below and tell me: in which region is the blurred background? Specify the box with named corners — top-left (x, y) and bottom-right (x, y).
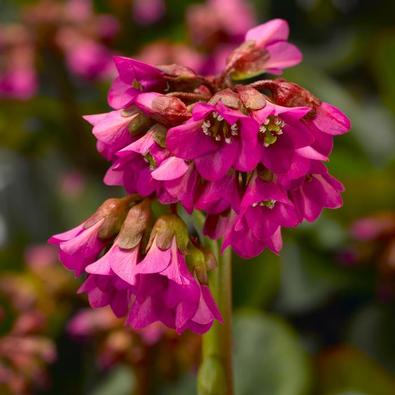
top-left (1, 0), bottom-right (395, 394)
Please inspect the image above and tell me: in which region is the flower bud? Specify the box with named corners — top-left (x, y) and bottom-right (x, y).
top-left (84, 195), bottom-right (140, 240)
top-left (236, 85), bottom-right (266, 111)
top-left (151, 95), bottom-right (190, 126)
top-left (147, 214), bottom-right (190, 253)
top-left (125, 109), bottom-right (152, 135)
top-left (263, 79), bottom-right (321, 116)
top-left (209, 88), bottom-right (241, 109)
top-left (187, 244), bottom-right (209, 284)
top-left (116, 199), bottom-right (152, 249)
top-left (226, 41), bottom-right (270, 81)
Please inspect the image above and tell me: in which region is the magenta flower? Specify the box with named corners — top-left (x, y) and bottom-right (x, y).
top-left (252, 101), bottom-right (313, 173)
top-left (48, 197), bottom-right (133, 276)
top-left (104, 128), bottom-right (169, 196)
top-left (133, 0), bottom-right (165, 25)
top-left (83, 109), bottom-right (139, 160)
top-left (78, 274), bottom-right (131, 318)
top-left (289, 163), bottom-right (344, 222)
top-left (60, 36), bottom-right (114, 80)
top-left (167, 99), bottom-right (259, 181)
top-left (48, 220), bottom-right (106, 277)
top-left (310, 102), bottom-right (351, 136)
top-left (195, 171), bottom-right (242, 214)
top-left (129, 237), bottom-right (222, 334)
top-left (108, 57), bottom-right (165, 110)
top-left (152, 160), bottom-right (196, 213)
top-left (222, 175), bottom-right (299, 258)
top-left (244, 19), bottom-right (302, 74)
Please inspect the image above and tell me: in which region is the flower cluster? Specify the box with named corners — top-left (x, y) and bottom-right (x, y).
top-left (49, 197), bottom-right (221, 334)
top-left (50, 18), bottom-right (350, 335)
top-left (83, 19), bottom-right (349, 259)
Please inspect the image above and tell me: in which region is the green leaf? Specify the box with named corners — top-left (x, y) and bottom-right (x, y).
top-left (233, 250), bottom-right (281, 308)
top-left (89, 366), bottom-right (134, 395)
top-left (316, 346), bottom-right (395, 395)
top-left (233, 311), bottom-right (312, 395)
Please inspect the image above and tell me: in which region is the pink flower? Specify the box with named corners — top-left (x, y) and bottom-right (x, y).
top-left (289, 163), bottom-right (344, 222)
top-left (167, 98), bottom-right (259, 181)
top-left (195, 171), bottom-right (242, 214)
top-left (0, 25), bottom-right (37, 100)
top-left (133, 0), bottom-right (165, 25)
top-left (83, 109), bottom-right (139, 160)
top-left (139, 41), bottom-right (204, 73)
top-left (67, 308), bottom-right (117, 337)
top-left (61, 35), bottom-right (114, 80)
top-left (108, 57), bottom-right (165, 110)
top-left (48, 221), bottom-right (106, 277)
top-left (252, 101), bottom-right (313, 174)
top-left (104, 128), bottom-right (169, 196)
top-left (78, 274), bottom-right (131, 318)
top-left (129, 237), bottom-right (222, 334)
top-left (48, 197), bottom-right (134, 276)
top-left (222, 175), bottom-right (299, 258)
top-left (244, 19), bottom-right (303, 74)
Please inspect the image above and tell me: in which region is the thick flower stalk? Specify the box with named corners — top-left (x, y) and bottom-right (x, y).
top-left (50, 18), bottom-right (350, 395)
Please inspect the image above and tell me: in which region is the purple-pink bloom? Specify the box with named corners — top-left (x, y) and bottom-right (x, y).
top-left (83, 110), bottom-right (138, 160)
top-left (104, 128), bottom-right (169, 196)
top-left (128, 238), bottom-right (222, 334)
top-left (221, 175), bottom-right (299, 258)
top-left (195, 171), bottom-right (242, 214)
top-left (133, 0), bottom-right (165, 25)
top-left (167, 100), bottom-right (259, 181)
top-left (0, 25), bottom-right (37, 100)
top-left (78, 274), bottom-right (131, 318)
top-left (244, 19), bottom-right (302, 74)
top-left (48, 220), bottom-right (106, 277)
top-left (252, 101), bottom-right (313, 173)
top-left (289, 162), bottom-right (344, 222)
top-left (108, 57), bottom-right (164, 110)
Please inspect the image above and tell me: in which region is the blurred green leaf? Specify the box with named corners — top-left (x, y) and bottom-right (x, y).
top-left (275, 241), bottom-right (366, 314)
top-left (233, 311), bottom-right (312, 395)
top-left (233, 250), bottom-right (281, 309)
top-left (316, 345), bottom-right (395, 395)
top-left (89, 366), bottom-right (134, 395)
top-left (348, 304), bottom-right (395, 374)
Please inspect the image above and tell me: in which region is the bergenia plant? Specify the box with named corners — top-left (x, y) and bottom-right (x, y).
top-left (49, 19), bottom-right (350, 394)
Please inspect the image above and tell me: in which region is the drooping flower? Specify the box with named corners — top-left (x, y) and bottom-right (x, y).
top-left (288, 162), bottom-right (345, 223)
top-left (48, 196), bottom-right (135, 276)
top-left (108, 57), bottom-right (165, 110)
top-left (128, 215), bottom-right (222, 334)
top-left (83, 107), bottom-right (151, 160)
top-left (222, 175), bottom-right (299, 258)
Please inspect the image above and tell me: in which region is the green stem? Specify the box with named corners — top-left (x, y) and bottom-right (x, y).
top-left (198, 240), bottom-right (233, 395)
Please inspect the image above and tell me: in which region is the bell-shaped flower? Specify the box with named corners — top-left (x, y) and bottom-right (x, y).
top-left (108, 57), bottom-right (165, 109)
top-left (48, 196), bottom-right (135, 276)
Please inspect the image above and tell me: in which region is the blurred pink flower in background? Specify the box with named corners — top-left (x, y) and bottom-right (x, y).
top-left (25, 245), bottom-right (58, 269)
top-left (139, 41), bottom-right (204, 73)
top-left (0, 25), bottom-right (37, 100)
top-left (59, 170), bottom-right (86, 199)
top-left (133, 0), bottom-right (166, 25)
